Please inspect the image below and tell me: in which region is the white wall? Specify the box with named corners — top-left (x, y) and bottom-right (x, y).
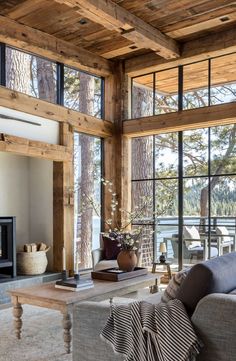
top-left (0, 152), bottom-right (54, 271)
top-left (0, 106), bottom-right (59, 144)
top-left (0, 153), bottom-right (30, 247)
top-left (29, 158), bottom-right (53, 270)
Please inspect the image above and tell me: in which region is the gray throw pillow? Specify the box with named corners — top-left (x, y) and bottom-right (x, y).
top-left (161, 268), bottom-right (189, 303)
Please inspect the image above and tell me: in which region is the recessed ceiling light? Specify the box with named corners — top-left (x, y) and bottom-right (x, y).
top-left (79, 19), bottom-right (87, 25)
top-left (220, 16), bottom-right (230, 22)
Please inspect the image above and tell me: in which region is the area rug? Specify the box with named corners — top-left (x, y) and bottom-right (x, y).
top-left (0, 305), bottom-right (72, 361)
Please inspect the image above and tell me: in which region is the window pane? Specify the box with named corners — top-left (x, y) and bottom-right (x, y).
top-left (74, 133), bottom-right (102, 269)
top-left (211, 176), bottom-right (236, 217)
top-left (132, 136), bottom-right (153, 180)
top-left (211, 124), bottom-right (236, 175)
top-left (132, 74), bottom-right (154, 118)
top-left (155, 68), bottom-right (178, 114)
top-left (183, 60), bottom-right (208, 110)
top-left (6, 47), bottom-right (57, 103)
top-left (155, 179), bottom-right (178, 218)
top-left (131, 181), bottom-right (153, 223)
top-left (183, 177), bottom-right (208, 218)
top-left (211, 53), bottom-right (236, 105)
top-left (155, 133), bottom-right (178, 177)
top-left (183, 128), bottom-right (208, 176)
top-left (64, 67), bottom-right (102, 118)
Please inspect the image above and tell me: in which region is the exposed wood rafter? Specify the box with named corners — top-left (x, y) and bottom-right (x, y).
top-left (0, 87), bottom-right (113, 138)
top-left (126, 26), bottom-right (236, 76)
top-left (0, 15), bottom-right (113, 77)
top-left (0, 133), bottom-right (71, 161)
top-left (123, 103), bottom-right (236, 137)
top-left (54, 0), bottom-right (180, 60)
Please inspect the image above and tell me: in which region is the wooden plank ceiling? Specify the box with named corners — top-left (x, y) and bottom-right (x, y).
top-left (1, 0), bottom-right (236, 63)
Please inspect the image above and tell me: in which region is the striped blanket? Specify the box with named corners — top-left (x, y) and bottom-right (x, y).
top-left (101, 299), bottom-right (202, 361)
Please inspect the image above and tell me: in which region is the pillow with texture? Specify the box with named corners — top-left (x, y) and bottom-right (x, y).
top-left (161, 268), bottom-right (190, 303)
top-left (102, 236), bottom-right (120, 260)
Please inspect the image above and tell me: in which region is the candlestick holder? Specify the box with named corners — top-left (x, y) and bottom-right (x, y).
top-left (74, 273), bottom-right (80, 283)
top-left (62, 270), bottom-right (68, 281)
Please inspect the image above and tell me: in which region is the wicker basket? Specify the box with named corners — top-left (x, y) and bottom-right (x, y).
top-left (17, 250), bottom-right (49, 275)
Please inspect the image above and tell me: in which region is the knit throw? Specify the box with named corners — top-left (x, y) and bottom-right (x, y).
top-left (101, 299), bottom-right (202, 361)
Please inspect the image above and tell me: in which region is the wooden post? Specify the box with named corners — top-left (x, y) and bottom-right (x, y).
top-left (103, 61), bottom-right (131, 230)
top-left (53, 123), bottom-right (74, 272)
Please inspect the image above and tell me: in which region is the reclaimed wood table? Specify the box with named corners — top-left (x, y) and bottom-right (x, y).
top-left (9, 273), bottom-right (157, 354)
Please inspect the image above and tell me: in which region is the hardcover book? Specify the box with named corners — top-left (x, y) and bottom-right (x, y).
top-left (55, 278), bottom-right (94, 291)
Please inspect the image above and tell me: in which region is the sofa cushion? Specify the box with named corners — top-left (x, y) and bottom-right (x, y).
top-left (161, 268), bottom-right (189, 303)
top-left (176, 252), bottom-right (236, 315)
top-left (102, 235), bottom-right (120, 260)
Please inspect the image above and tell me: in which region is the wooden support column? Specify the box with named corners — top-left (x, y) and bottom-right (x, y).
top-left (104, 61), bottom-right (131, 229)
top-left (53, 123), bottom-right (74, 272)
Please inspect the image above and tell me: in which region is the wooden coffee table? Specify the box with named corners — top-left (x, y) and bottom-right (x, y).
top-left (9, 273), bottom-right (157, 354)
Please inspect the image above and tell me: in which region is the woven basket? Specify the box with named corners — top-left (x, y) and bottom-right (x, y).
top-left (17, 250), bottom-right (49, 275)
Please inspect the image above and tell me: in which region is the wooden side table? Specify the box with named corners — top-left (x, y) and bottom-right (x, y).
top-left (152, 261), bottom-right (172, 280)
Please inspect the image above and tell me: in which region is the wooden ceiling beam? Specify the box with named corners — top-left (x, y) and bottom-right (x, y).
top-left (126, 26), bottom-right (236, 76)
top-left (123, 103), bottom-right (236, 137)
top-left (0, 15), bottom-right (113, 77)
top-left (0, 86), bottom-right (113, 138)
top-left (0, 133), bottom-right (71, 162)
top-left (53, 0), bottom-right (180, 60)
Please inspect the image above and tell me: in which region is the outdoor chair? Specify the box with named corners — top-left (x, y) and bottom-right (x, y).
top-left (164, 225), bottom-right (218, 263)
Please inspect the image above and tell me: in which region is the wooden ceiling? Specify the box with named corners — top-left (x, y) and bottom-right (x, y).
top-left (1, 0), bottom-right (236, 63)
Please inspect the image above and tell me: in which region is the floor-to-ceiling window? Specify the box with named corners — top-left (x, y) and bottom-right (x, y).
top-left (74, 133), bottom-right (102, 270)
top-left (131, 124), bottom-right (236, 269)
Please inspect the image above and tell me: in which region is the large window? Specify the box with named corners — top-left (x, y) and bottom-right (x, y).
top-left (64, 66), bottom-right (102, 118)
top-left (132, 124), bottom-right (236, 269)
top-left (2, 45), bottom-right (103, 118)
top-left (131, 53), bottom-right (236, 118)
top-left (6, 47), bottom-right (57, 103)
top-left (74, 133), bottom-right (102, 269)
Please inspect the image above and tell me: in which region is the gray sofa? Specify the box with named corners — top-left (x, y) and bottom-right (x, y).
top-left (73, 252), bottom-right (236, 361)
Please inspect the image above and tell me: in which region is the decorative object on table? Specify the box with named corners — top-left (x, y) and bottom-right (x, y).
top-left (149, 278), bottom-right (160, 294)
top-left (80, 178), bottom-right (174, 271)
top-left (17, 242), bottom-right (50, 275)
top-left (55, 277), bottom-right (94, 292)
top-left (117, 249), bottom-right (137, 272)
top-left (152, 260), bottom-right (172, 280)
top-left (62, 246), bottom-right (68, 281)
top-left (91, 267), bottom-right (148, 281)
top-left (159, 242), bottom-right (167, 263)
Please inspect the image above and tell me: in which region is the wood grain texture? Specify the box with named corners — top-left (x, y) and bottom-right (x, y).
top-left (53, 123), bottom-right (74, 273)
top-left (0, 15), bottom-right (113, 76)
top-left (53, 0), bottom-right (180, 59)
top-left (9, 273), bottom-right (157, 305)
top-left (126, 26), bottom-right (236, 76)
top-left (1, 0), bottom-right (236, 60)
top-left (0, 87), bottom-right (113, 138)
top-left (0, 133), bottom-right (71, 161)
top-left (123, 103), bottom-right (236, 137)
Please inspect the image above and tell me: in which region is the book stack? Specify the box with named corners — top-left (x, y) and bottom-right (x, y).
top-left (55, 278), bottom-right (94, 292)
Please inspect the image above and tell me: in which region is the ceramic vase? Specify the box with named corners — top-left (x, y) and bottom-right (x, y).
top-left (117, 250), bottom-right (137, 272)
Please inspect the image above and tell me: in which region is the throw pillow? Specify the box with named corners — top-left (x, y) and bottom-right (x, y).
top-left (183, 226), bottom-right (201, 249)
top-left (102, 235), bottom-right (121, 260)
top-left (161, 268), bottom-right (190, 303)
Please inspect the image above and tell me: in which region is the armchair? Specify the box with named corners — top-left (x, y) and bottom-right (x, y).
top-left (92, 233), bottom-right (142, 271)
top-left (165, 226), bottom-right (218, 263)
